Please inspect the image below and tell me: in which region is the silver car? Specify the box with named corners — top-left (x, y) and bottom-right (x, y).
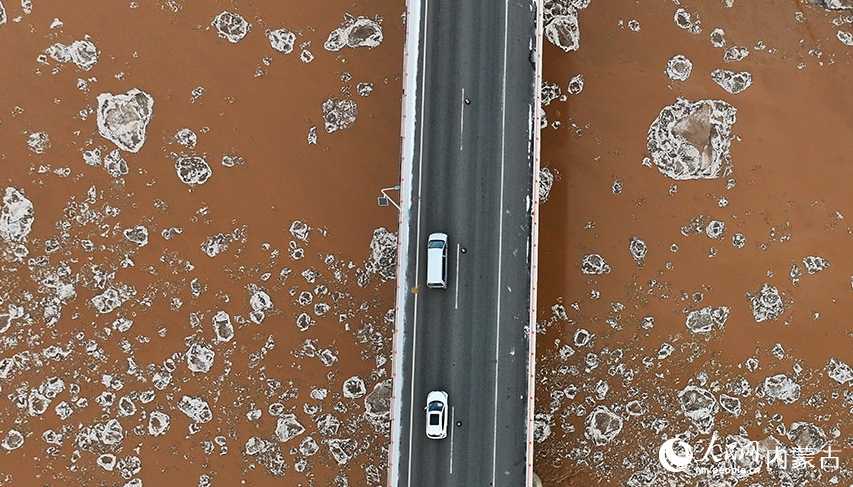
top-left (425, 390), bottom-right (448, 439)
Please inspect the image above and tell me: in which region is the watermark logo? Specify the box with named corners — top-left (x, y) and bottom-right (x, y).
top-left (658, 431), bottom-right (841, 477)
top-left (659, 438), bottom-right (694, 472)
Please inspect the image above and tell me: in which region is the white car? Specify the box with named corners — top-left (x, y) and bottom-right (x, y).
top-left (425, 390), bottom-right (449, 439)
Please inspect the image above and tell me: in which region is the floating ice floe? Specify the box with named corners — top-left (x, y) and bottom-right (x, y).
top-left (178, 395), bottom-right (213, 423)
top-left (674, 8), bottom-right (701, 34)
top-left (123, 225), bottom-right (148, 247)
top-left (322, 97), bottom-right (358, 133)
top-left (343, 376), bottom-right (367, 399)
top-left (710, 28), bottom-right (726, 47)
top-left (763, 374), bottom-right (800, 404)
top-left (580, 253), bottom-right (610, 275)
top-left (0, 3), bottom-right (6, 26)
top-left (628, 236), bottom-right (647, 261)
top-left (823, 0), bottom-right (853, 9)
top-left (104, 149), bottom-right (128, 177)
top-left (711, 69), bottom-right (753, 94)
top-left (97, 453), bottom-right (117, 471)
top-left (365, 227), bottom-right (397, 282)
top-left (748, 283), bottom-right (784, 322)
top-left (211, 11), bottom-right (251, 43)
top-left (567, 74), bottom-right (584, 95)
top-left (275, 414), bottom-right (305, 442)
top-left (827, 358), bottom-right (853, 384)
top-left (583, 405), bottom-right (622, 445)
top-left (97, 88), bottom-right (154, 153)
top-left (91, 284), bottom-right (136, 315)
top-left (705, 219), bottom-right (726, 239)
top-left (678, 385), bottom-right (718, 433)
top-left (27, 131), bottom-right (51, 153)
top-left (174, 128), bottom-right (197, 149)
top-left (533, 413), bottom-right (553, 443)
top-left (0, 187), bottom-right (34, 244)
top-left (268, 27), bottom-right (296, 54)
top-left (541, 81), bottom-right (561, 106)
top-left (186, 343), bottom-right (214, 373)
top-left (539, 167), bottom-right (555, 202)
top-left (324, 15), bottom-right (383, 51)
top-left (837, 30), bottom-right (853, 46)
top-left (307, 126), bottom-right (318, 144)
top-left (543, 3), bottom-right (579, 52)
top-left (647, 98), bottom-right (737, 180)
top-left (245, 436), bottom-right (273, 455)
top-left (2, 430), bottom-right (24, 451)
top-left (98, 418), bottom-right (124, 445)
top-left (803, 255), bottom-right (829, 274)
top-left (724, 46), bottom-right (749, 62)
top-left (357, 82), bottom-right (373, 96)
top-left (212, 310), bottom-right (234, 342)
top-left (289, 220), bottom-right (310, 242)
top-left (45, 39), bottom-right (99, 71)
top-left (719, 394), bottom-right (742, 416)
top-left (665, 55), bottom-right (693, 81)
top-left (175, 156), bottom-right (212, 186)
top-left (326, 438), bottom-right (356, 465)
top-left (364, 379), bottom-right (391, 431)
top-left (317, 413), bottom-right (340, 436)
top-left (685, 306), bottom-right (729, 333)
top-left (82, 148), bottom-right (101, 166)
top-left (299, 436), bottom-right (319, 456)
top-left (787, 422), bottom-right (827, 452)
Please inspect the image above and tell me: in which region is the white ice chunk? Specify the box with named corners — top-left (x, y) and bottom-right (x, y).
top-left (175, 156), bottom-right (212, 185)
top-left (324, 15), bottom-right (383, 51)
top-left (342, 376), bottom-right (366, 399)
top-left (647, 98), bottom-right (737, 180)
top-left (211, 11), bottom-right (251, 43)
top-left (583, 406), bottom-right (623, 445)
top-left (274, 413), bottom-right (305, 442)
top-left (763, 374), bottom-right (801, 404)
top-left (665, 55), bottom-right (693, 81)
top-left (580, 253), bottom-right (610, 275)
top-left (186, 343), bottom-right (215, 373)
top-left (711, 69), bottom-right (753, 94)
top-left (148, 410), bottom-right (170, 436)
top-left (678, 385), bottom-right (718, 433)
top-left (178, 395), bottom-right (212, 423)
top-left (96, 88), bottom-right (154, 153)
top-left (0, 187), bottom-right (34, 243)
top-left (749, 283), bottom-right (785, 322)
top-left (267, 27), bottom-right (296, 54)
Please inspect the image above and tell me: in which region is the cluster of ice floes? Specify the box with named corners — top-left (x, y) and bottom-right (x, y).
top-left (324, 15), bottom-right (383, 51)
top-left (96, 88), bottom-right (154, 153)
top-left (543, 0), bottom-right (587, 52)
top-left (322, 97), bottom-right (358, 133)
top-left (211, 11), bottom-right (251, 43)
top-left (711, 69), bottom-right (753, 94)
top-left (45, 39), bottom-right (99, 71)
top-left (647, 98), bottom-right (737, 180)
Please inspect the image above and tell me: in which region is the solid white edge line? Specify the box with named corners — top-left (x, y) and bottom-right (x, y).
top-left (460, 88), bottom-right (465, 151)
top-left (449, 405), bottom-right (456, 474)
top-left (406, 0), bottom-right (430, 485)
top-left (455, 244), bottom-right (460, 309)
top-left (492, 0), bottom-right (510, 484)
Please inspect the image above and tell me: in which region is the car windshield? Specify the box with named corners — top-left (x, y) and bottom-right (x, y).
top-left (428, 401), bottom-right (443, 411)
top-left (428, 240), bottom-right (444, 249)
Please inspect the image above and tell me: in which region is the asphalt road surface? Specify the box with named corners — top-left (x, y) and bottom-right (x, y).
top-left (395, 0), bottom-right (538, 486)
